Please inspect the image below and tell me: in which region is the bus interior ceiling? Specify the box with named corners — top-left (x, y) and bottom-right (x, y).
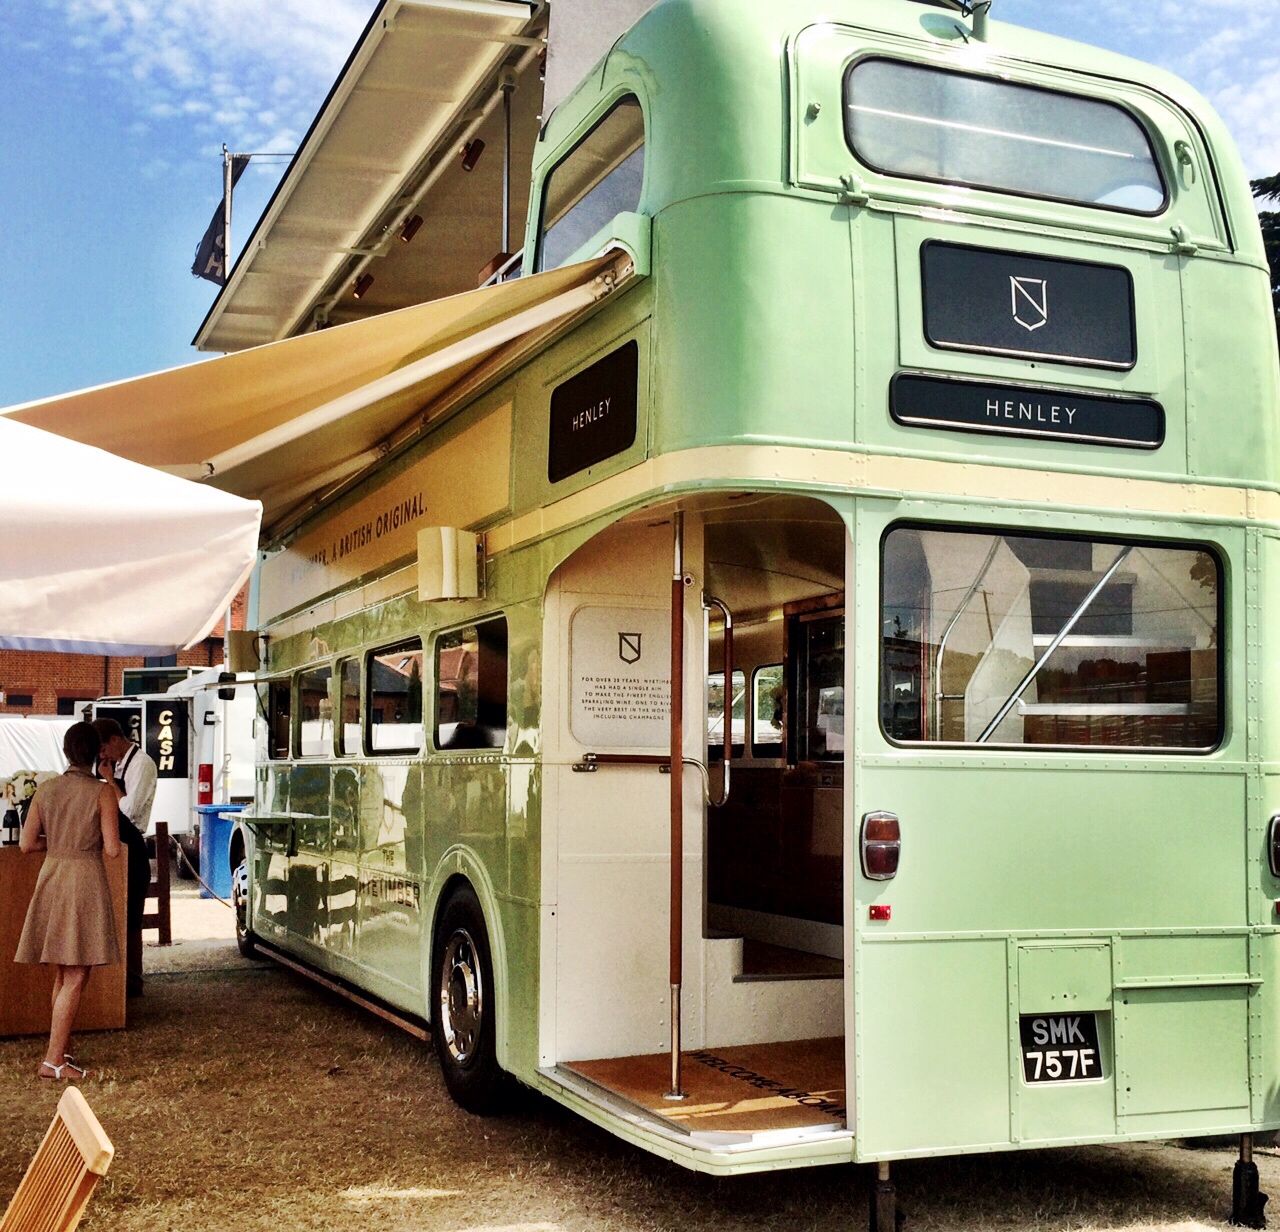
top-left (547, 495), bottom-right (849, 1139)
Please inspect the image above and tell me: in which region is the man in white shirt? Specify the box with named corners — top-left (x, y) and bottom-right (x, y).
top-left (92, 718), bottom-right (158, 996)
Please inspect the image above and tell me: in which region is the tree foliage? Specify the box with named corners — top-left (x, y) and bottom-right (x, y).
top-left (1254, 175), bottom-right (1280, 325)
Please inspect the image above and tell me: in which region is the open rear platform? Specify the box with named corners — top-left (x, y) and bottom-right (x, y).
top-left (563, 1037), bottom-right (846, 1135)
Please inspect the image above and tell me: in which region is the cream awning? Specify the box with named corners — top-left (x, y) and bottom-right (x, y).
top-left (5, 252), bottom-right (634, 531)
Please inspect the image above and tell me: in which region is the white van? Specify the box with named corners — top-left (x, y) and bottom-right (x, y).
top-left (92, 667), bottom-right (254, 872)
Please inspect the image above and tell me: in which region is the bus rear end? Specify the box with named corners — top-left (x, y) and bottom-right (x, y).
top-left (775, 5), bottom-right (1280, 1171)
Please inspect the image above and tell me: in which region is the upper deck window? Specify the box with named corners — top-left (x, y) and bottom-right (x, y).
top-left (844, 59), bottom-right (1166, 215)
top-left (537, 97), bottom-right (645, 273)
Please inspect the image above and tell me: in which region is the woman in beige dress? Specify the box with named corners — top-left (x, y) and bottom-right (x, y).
top-left (16, 721), bottom-right (122, 1080)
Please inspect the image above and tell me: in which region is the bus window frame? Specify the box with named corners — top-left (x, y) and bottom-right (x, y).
top-left (751, 663), bottom-right (786, 760)
top-left (841, 54), bottom-right (1171, 220)
top-left (263, 677), bottom-right (293, 762)
top-left (364, 637), bottom-right (426, 759)
top-left (293, 661), bottom-right (334, 760)
top-left (336, 655), bottom-right (361, 758)
top-left (877, 520), bottom-right (1227, 756)
top-left (533, 90), bottom-right (647, 275)
top-left (432, 614), bottom-right (510, 754)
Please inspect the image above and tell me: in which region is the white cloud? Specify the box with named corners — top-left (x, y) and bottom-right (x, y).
top-left (24, 0), bottom-right (369, 160)
top-left (999, 0), bottom-right (1280, 176)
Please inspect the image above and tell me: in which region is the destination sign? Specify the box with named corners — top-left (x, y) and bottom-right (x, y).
top-left (890, 373), bottom-right (1164, 449)
top-left (548, 340), bottom-right (639, 483)
top-left (922, 242), bottom-right (1136, 370)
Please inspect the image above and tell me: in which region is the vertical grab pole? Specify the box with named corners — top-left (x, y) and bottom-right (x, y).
top-left (666, 511), bottom-right (686, 1101)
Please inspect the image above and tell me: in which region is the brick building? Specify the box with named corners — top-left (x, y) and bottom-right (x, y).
top-left (0, 587), bottom-right (247, 716)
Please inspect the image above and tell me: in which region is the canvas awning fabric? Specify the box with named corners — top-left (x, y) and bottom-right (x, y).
top-left (4, 252), bottom-right (633, 531)
top-left (0, 418), bottom-right (261, 655)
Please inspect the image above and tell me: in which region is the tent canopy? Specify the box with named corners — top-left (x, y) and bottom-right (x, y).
top-left (0, 418), bottom-right (260, 655)
top-left (4, 252), bottom-right (633, 532)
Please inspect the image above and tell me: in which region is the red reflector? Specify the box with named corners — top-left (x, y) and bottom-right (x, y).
top-left (1274, 901), bottom-right (1280, 918)
top-left (869, 905), bottom-right (891, 921)
top-left (197, 762), bottom-right (214, 806)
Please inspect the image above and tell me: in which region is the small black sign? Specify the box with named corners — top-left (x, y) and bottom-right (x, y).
top-left (922, 242), bottom-right (1136, 370)
top-left (1019, 1013), bottom-right (1103, 1083)
top-left (144, 699), bottom-right (189, 780)
top-left (891, 373), bottom-right (1164, 449)
top-left (548, 340), bottom-right (639, 484)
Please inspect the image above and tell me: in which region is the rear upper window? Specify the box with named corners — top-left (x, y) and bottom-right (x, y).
top-left (844, 59), bottom-right (1166, 215)
top-left (537, 97), bottom-right (645, 272)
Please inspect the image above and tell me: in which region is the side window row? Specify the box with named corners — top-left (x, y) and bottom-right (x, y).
top-left (262, 617), bottom-right (509, 760)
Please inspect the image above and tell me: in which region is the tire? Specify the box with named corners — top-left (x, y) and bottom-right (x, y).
top-left (430, 886), bottom-right (506, 1114)
top-left (232, 857), bottom-right (266, 960)
top-left (175, 839), bottom-right (197, 881)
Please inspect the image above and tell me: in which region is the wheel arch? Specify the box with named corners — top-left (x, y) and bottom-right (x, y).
top-left (423, 845), bottom-right (511, 1068)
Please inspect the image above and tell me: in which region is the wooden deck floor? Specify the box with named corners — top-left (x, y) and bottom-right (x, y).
top-left (565, 1037), bottom-right (846, 1134)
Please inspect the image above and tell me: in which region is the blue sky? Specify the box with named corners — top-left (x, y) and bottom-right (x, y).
top-left (0, 0), bottom-right (1276, 407)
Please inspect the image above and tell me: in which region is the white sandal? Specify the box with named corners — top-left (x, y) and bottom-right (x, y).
top-left (38, 1061), bottom-right (65, 1081)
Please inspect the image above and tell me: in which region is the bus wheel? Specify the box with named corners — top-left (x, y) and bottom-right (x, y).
top-left (431, 887), bottom-right (506, 1114)
top-left (232, 858), bottom-right (264, 960)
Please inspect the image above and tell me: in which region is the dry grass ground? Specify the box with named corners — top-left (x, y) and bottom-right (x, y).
top-left (2, 883), bottom-right (1277, 1231)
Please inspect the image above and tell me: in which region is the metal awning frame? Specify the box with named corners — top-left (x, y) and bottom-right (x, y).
top-left (193, 0), bottom-right (545, 353)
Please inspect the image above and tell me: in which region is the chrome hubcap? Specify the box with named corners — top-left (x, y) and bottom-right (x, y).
top-left (439, 928), bottom-right (483, 1065)
top-left (232, 860), bottom-right (249, 935)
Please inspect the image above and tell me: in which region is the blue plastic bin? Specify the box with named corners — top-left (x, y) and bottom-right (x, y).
top-left (195, 803), bottom-right (247, 900)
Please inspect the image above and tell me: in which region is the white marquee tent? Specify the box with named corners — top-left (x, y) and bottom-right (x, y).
top-left (0, 417), bottom-right (261, 655)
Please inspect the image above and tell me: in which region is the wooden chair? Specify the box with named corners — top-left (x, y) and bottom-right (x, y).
top-left (0, 1087), bottom-right (114, 1232)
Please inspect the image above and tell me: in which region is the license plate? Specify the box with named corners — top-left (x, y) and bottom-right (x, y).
top-left (1019, 1013), bottom-right (1103, 1083)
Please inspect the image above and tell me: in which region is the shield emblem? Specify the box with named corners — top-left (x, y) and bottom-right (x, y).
top-left (1010, 276), bottom-right (1049, 333)
top-left (618, 632), bottom-right (643, 665)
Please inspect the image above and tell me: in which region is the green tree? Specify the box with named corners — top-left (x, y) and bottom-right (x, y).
top-left (1253, 174), bottom-right (1280, 328)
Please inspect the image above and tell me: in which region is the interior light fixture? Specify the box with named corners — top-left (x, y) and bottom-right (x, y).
top-left (400, 214), bottom-right (424, 243)
top-left (353, 273), bottom-right (375, 299)
top-left (461, 139), bottom-right (485, 172)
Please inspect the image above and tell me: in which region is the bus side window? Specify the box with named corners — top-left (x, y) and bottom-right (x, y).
top-left (366, 640), bottom-right (424, 755)
top-left (436, 618), bottom-right (509, 751)
top-left (295, 664), bottom-right (333, 758)
top-left (266, 679), bottom-right (291, 761)
top-left (536, 96), bottom-right (645, 273)
top-left (338, 658), bottom-right (360, 756)
top-left (752, 664), bottom-right (784, 758)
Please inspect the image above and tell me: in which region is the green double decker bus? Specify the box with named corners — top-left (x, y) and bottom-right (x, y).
top-left (228, 0), bottom-right (1280, 1220)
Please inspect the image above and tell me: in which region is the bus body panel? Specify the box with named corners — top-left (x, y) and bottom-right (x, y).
top-left (238, 0), bottom-right (1280, 1177)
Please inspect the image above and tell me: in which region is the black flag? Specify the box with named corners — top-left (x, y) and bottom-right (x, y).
top-left (192, 154), bottom-right (250, 286)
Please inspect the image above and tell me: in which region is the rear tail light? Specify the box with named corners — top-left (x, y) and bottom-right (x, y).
top-left (861, 811), bottom-right (901, 881)
top-left (1269, 815), bottom-right (1280, 878)
top-left (197, 762), bottom-right (214, 806)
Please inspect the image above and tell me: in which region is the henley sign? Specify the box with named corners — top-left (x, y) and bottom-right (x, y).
top-left (890, 373), bottom-right (1164, 449)
top-left (548, 341), bottom-right (638, 483)
top-left (922, 242), bottom-right (1136, 370)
